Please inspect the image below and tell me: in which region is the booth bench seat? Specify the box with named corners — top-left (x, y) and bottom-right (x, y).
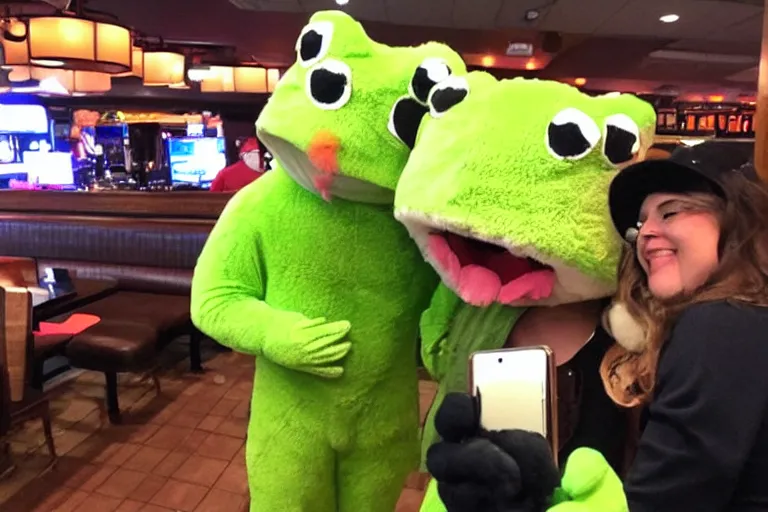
top-left (62, 291), bottom-right (200, 423)
top-left (0, 213), bottom-right (215, 423)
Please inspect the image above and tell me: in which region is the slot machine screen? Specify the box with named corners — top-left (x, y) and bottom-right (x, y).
top-left (167, 137), bottom-right (226, 186)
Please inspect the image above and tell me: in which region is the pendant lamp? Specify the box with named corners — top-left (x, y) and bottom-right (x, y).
top-left (143, 51), bottom-right (185, 86)
top-left (114, 46), bottom-right (144, 78)
top-left (13, 16), bottom-right (133, 73)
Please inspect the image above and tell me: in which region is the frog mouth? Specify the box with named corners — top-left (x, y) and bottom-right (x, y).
top-left (429, 231), bottom-right (556, 306)
top-left (257, 128), bottom-right (394, 204)
top-left (397, 212), bottom-right (558, 306)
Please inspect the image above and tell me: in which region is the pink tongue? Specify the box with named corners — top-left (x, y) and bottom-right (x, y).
top-left (428, 234), bottom-right (461, 284)
top-left (458, 265), bottom-right (501, 307)
top-left (498, 270), bottom-right (556, 304)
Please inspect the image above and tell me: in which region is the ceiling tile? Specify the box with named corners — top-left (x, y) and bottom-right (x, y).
top-left (237, 0), bottom-right (303, 11)
top-left (299, 0), bottom-right (388, 21)
top-left (495, 0), bottom-right (553, 28)
top-left (593, 0), bottom-right (761, 39)
top-left (452, 0), bottom-right (503, 29)
top-left (665, 38), bottom-right (759, 55)
top-left (384, 0), bottom-right (453, 27)
top-left (538, 0), bottom-right (631, 34)
top-left (705, 12), bottom-right (763, 41)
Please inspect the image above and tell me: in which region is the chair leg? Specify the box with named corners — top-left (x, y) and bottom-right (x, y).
top-left (31, 359), bottom-right (45, 391)
top-left (190, 328), bottom-right (204, 373)
top-left (41, 403), bottom-right (57, 463)
top-left (104, 372), bottom-right (121, 424)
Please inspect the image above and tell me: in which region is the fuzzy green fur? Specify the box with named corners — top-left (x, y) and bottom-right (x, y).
top-left (548, 448), bottom-right (628, 512)
top-left (191, 10), bottom-right (466, 512)
top-left (389, 75), bottom-right (656, 512)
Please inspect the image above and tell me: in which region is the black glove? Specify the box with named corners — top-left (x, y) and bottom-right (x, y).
top-left (426, 392), bottom-right (561, 512)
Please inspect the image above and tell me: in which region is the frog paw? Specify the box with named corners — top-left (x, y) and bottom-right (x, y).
top-left (548, 448), bottom-right (628, 512)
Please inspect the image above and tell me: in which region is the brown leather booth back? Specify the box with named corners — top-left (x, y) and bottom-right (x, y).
top-left (0, 215), bottom-right (213, 295)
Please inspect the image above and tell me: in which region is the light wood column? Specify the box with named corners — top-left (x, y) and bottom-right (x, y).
top-left (754, 0), bottom-right (768, 181)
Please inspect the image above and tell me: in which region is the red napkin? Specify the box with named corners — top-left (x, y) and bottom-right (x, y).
top-left (35, 314), bottom-right (101, 336)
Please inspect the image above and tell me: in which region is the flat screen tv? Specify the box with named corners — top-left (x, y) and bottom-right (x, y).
top-left (167, 137), bottom-right (226, 186)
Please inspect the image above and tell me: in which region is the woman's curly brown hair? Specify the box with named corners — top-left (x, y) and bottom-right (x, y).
top-left (602, 167), bottom-right (768, 406)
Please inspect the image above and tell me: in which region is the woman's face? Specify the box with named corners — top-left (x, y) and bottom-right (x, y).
top-left (636, 192), bottom-right (721, 299)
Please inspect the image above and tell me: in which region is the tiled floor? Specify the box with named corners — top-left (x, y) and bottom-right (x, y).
top-left (0, 340), bottom-right (438, 512)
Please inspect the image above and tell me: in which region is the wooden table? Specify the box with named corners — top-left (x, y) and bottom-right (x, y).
top-left (33, 278), bottom-right (118, 325)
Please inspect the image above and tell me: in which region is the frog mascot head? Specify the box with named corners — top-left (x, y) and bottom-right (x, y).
top-left (390, 73), bottom-right (656, 512)
top-left (191, 10), bottom-right (467, 512)
top-left (396, 73), bottom-right (656, 308)
top-left (258, 9), bottom-right (463, 204)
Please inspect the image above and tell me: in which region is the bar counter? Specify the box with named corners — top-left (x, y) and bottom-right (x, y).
top-left (0, 190), bottom-right (234, 220)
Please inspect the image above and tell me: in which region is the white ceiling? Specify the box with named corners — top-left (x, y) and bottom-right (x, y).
top-left (232, 0), bottom-right (764, 42)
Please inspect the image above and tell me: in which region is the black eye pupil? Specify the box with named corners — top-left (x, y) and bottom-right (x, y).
top-left (604, 125), bottom-right (637, 165)
top-left (411, 64), bottom-right (450, 104)
top-left (310, 68), bottom-right (347, 104)
top-left (547, 122), bottom-right (591, 158)
top-left (431, 87), bottom-right (467, 114)
top-left (300, 30), bottom-right (323, 62)
top-left (389, 98), bottom-right (428, 149)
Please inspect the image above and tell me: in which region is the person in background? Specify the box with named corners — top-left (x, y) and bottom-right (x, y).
top-left (425, 142), bottom-right (768, 512)
top-left (210, 137), bottom-right (265, 193)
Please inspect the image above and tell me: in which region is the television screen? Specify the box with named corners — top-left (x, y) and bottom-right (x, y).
top-left (167, 137), bottom-right (226, 185)
top-left (24, 151), bottom-right (74, 186)
top-left (0, 104), bottom-right (49, 134)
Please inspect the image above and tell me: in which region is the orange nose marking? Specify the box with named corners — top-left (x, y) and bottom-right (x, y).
top-left (308, 130), bottom-right (340, 201)
top-left (308, 130), bottom-right (340, 174)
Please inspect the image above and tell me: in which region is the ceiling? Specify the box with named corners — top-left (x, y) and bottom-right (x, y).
top-left (89, 0), bottom-right (765, 99)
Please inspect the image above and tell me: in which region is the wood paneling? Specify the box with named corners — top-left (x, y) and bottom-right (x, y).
top-left (0, 191), bottom-right (233, 220)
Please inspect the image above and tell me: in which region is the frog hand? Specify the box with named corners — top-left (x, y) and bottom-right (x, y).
top-left (547, 448), bottom-right (628, 512)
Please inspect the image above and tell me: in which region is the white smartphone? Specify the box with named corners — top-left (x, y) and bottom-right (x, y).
top-left (469, 346), bottom-right (558, 461)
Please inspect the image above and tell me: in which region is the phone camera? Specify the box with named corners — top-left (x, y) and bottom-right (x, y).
top-left (497, 357), bottom-right (503, 363)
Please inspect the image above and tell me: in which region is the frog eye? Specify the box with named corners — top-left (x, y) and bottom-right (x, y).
top-left (427, 76), bottom-right (469, 118)
top-left (602, 114), bottom-right (640, 166)
top-left (388, 97), bottom-right (428, 149)
top-left (296, 21), bottom-right (333, 68)
top-left (546, 108), bottom-right (601, 160)
top-left (409, 58), bottom-right (452, 105)
top-left (306, 59), bottom-right (352, 110)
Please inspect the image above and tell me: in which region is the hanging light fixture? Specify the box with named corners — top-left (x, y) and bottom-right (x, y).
top-left (114, 46), bottom-right (144, 78)
top-left (31, 67), bottom-right (111, 93)
top-left (233, 66), bottom-right (268, 93)
top-left (200, 65), bottom-right (281, 93)
top-left (143, 50), bottom-right (185, 86)
top-left (23, 16), bottom-right (132, 73)
top-left (200, 65), bottom-right (235, 92)
top-left (6, 65), bottom-right (111, 94)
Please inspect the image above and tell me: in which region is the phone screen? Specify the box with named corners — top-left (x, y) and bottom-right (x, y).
top-left (470, 347), bottom-right (550, 436)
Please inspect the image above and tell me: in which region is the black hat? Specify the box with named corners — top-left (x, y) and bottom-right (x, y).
top-left (608, 141), bottom-right (754, 241)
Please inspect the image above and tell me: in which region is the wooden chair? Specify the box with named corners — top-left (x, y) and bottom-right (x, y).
top-left (0, 284), bottom-right (57, 472)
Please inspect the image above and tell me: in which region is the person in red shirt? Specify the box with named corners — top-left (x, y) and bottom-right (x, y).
top-left (210, 137), bottom-right (265, 192)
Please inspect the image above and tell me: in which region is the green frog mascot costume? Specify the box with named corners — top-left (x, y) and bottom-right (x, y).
top-left (190, 10), bottom-right (466, 512)
top-left (390, 72), bottom-right (656, 511)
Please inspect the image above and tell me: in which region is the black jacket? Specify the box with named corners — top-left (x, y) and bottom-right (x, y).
top-left (626, 301), bottom-right (768, 511)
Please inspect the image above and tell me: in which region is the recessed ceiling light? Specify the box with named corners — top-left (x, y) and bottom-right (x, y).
top-left (336, 0), bottom-right (349, 5)
top-left (659, 14), bottom-right (680, 23)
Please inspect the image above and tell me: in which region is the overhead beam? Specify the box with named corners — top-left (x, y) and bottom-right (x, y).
top-left (754, 0), bottom-right (768, 181)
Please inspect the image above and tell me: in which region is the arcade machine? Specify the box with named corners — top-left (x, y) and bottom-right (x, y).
top-left (0, 97), bottom-right (75, 190)
top-left (165, 135), bottom-right (227, 190)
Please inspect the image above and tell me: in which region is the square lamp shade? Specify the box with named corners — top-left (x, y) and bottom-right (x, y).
top-left (201, 66), bottom-right (281, 93)
top-left (6, 17), bottom-right (133, 74)
top-left (114, 46), bottom-right (144, 78)
top-left (7, 66), bottom-right (111, 93)
top-left (143, 51), bottom-right (185, 86)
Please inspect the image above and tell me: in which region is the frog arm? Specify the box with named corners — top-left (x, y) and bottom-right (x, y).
top-left (190, 181), bottom-right (301, 355)
top-left (419, 282), bottom-right (463, 378)
top-left (548, 448), bottom-right (628, 512)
